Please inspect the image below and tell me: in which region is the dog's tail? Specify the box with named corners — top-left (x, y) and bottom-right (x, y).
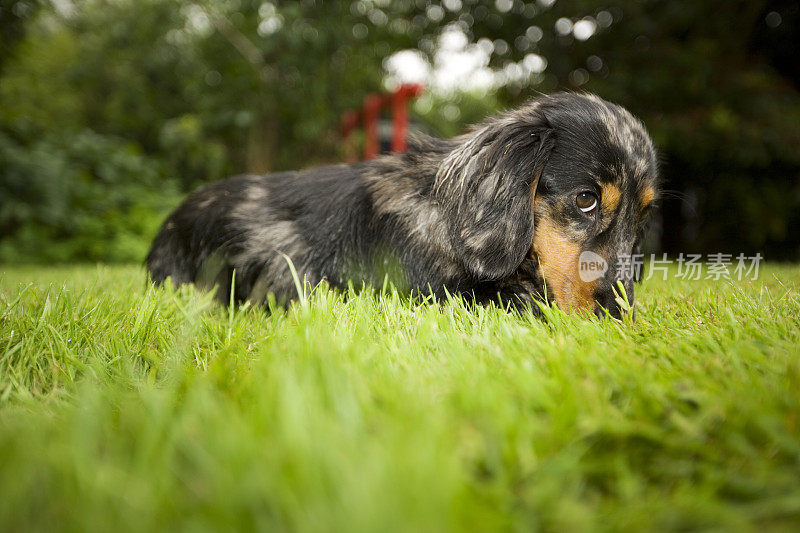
top-left (146, 216), bottom-right (200, 288)
top-left (146, 212), bottom-right (238, 302)
top-left (146, 180), bottom-right (246, 301)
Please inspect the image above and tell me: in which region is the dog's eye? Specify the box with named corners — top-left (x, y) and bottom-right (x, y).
top-left (576, 191), bottom-right (598, 213)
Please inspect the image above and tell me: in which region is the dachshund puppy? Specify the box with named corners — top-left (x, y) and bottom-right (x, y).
top-left (147, 92), bottom-right (658, 318)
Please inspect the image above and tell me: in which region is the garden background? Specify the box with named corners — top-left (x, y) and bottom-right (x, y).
top-left (2, 0), bottom-right (800, 263)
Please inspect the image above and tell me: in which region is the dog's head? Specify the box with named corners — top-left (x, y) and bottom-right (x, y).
top-left (434, 92), bottom-right (658, 318)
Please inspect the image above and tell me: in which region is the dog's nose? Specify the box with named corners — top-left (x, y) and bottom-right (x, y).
top-left (594, 293), bottom-right (623, 319)
top-left (593, 286), bottom-right (635, 320)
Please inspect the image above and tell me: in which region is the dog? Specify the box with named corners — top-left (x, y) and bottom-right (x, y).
top-left (147, 92), bottom-right (658, 318)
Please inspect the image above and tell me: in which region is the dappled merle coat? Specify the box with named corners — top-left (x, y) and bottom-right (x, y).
top-left (147, 93), bottom-right (658, 316)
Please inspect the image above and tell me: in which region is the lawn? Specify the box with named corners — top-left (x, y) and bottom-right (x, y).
top-left (1, 264), bottom-right (799, 531)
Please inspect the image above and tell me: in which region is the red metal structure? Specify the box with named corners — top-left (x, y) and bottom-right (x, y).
top-left (341, 83), bottom-right (424, 161)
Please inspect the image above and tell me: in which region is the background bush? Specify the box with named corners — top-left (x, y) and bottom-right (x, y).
top-left (0, 130), bottom-right (179, 262)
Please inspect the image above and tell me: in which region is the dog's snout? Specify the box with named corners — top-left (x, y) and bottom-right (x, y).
top-left (593, 282), bottom-right (635, 320)
top-left (594, 289), bottom-right (623, 319)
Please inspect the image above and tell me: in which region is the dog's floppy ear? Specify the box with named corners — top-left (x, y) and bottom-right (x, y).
top-left (434, 109), bottom-right (555, 280)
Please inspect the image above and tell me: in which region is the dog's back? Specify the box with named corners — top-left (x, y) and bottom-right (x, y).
top-left (147, 164), bottom-right (390, 304)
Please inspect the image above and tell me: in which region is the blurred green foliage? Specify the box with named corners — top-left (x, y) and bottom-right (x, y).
top-left (0, 130), bottom-right (178, 262)
top-left (1, 0), bottom-right (799, 262)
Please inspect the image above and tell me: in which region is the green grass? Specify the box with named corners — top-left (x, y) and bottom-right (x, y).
top-left (1, 264), bottom-right (799, 532)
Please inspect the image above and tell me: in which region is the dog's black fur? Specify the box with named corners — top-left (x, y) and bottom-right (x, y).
top-left (147, 93), bottom-right (658, 317)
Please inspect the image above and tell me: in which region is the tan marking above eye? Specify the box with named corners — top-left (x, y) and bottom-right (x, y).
top-left (641, 187), bottom-right (655, 208)
top-left (532, 215), bottom-right (599, 313)
top-left (600, 183), bottom-right (622, 212)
